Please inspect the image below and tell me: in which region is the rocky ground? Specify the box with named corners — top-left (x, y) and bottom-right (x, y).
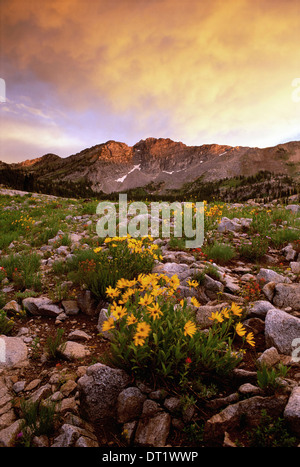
top-left (0, 188), bottom-right (300, 448)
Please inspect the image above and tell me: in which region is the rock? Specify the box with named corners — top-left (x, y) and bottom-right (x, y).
top-left (77, 290), bottom-right (98, 316)
top-left (67, 330), bottom-right (91, 342)
top-left (283, 386), bottom-right (300, 436)
top-left (256, 347), bottom-right (280, 368)
top-left (0, 419), bottom-right (25, 447)
top-left (262, 281), bottom-right (276, 301)
top-left (3, 300), bottom-right (20, 313)
top-left (290, 262), bottom-right (300, 274)
top-left (246, 300), bottom-right (276, 318)
top-left (286, 204), bottom-right (300, 213)
top-left (117, 387), bottom-right (146, 423)
top-left (217, 217), bottom-right (243, 233)
top-left (28, 384), bottom-right (52, 404)
top-left (134, 410), bottom-right (171, 447)
top-left (196, 302), bottom-right (228, 329)
top-left (203, 395), bottom-right (288, 442)
top-left (62, 300), bottom-right (80, 316)
top-left (97, 308), bottom-right (115, 340)
top-left (238, 383), bottom-right (263, 396)
top-left (51, 423), bottom-right (98, 447)
top-left (77, 363), bottom-right (131, 423)
top-left (0, 335), bottom-right (28, 368)
top-left (203, 275), bottom-right (224, 300)
top-left (272, 283), bottom-right (300, 310)
top-left (265, 308), bottom-right (300, 354)
top-left (58, 341), bottom-right (91, 361)
top-left (152, 262), bottom-right (190, 281)
top-left (22, 297), bottom-right (62, 318)
top-left (257, 268), bottom-right (291, 284)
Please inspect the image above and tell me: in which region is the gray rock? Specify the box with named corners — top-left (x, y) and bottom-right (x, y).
top-left (290, 262), bottom-right (300, 274)
top-left (62, 300), bottom-right (80, 316)
top-left (256, 347), bottom-right (280, 368)
top-left (0, 419), bottom-right (25, 447)
top-left (265, 308), bottom-right (300, 354)
top-left (67, 330), bottom-right (91, 342)
top-left (3, 300), bottom-right (20, 313)
top-left (217, 217), bottom-right (242, 233)
top-left (77, 290), bottom-right (98, 316)
top-left (22, 297), bottom-right (62, 317)
top-left (51, 423), bottom-right (98, 447)
top-left (286, 204), bottom-right (300, 213)
top-left (247, 300), bottom-right (276, 318)
top-left (272, 283), bottom-right (300, 310)
top-left (58, 341), bottom-right (91, 361)
top-left (257, 268), bottom-right (291, 284)
top-left (134, 411), bottom-right (171, 447)
top-left (77, 363), bottom-right (131, 423)
top-left (0, 335), bottom-right (28, 368)
top-left (152, 262), bottom-right (190, 281)
top-left (117, 387), bottom-right (146, 423)
top-left (203, 395), bottom-right (288, 442)
top-left (203, 275), bottom-right (224, 300)
top-left (283, 386), bottom-right (300, 436)
top-left (195, 302), bottom-right (228, 329)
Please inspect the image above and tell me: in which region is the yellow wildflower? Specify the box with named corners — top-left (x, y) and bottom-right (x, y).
top-left (111, 305), bottom-right (127, 320)
top-left (184, 320), bottom-right (197, 337)
top-left (139, 293), bottom-right (153, 307)
top-left (126, 314), bottom-right (137, 325)
top-left (102, 317), bottom-right (115, 332)
top-left (147, 302), bottom-right (163, 320)
top-left (187, 279), bottom-right (199, 289)
top-left (191, 297), bottom-right (200, 307)
top-left (231, 302), bottom-right (243, 317)
top-left (235, 322), bottom-right (246, 337)
top-left (93, 247), bottom-right (102, 253)
top-left (246, 332), bottom-right (255, 347)
top-left (209, 311), bottom-right (224, 323)
top-left (106, 285), bottom-right (120, 299)
top-left (136, 321), bottom-right (151, 337)
top-left (133, 333), bottom-right (146, 347)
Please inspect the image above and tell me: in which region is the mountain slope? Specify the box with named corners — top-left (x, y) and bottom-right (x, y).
top-left (1, 138), bottom-right (300, 197)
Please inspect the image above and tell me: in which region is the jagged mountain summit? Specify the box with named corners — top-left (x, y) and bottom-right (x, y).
top-left (1, 138), bottom-right (300, 196)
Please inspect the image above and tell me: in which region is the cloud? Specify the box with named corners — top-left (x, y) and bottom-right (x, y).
top-left (0, 0), bottom-right (299, 161)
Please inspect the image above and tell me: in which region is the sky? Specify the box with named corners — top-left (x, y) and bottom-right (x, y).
top-left (0, 0), bottom-right (299, 163)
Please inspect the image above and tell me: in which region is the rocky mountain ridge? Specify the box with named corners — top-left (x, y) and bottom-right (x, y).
top-left (1, 138), bottom-right (300, 196)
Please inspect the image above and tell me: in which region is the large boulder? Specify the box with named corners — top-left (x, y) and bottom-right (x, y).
top-left (77, 364), bottom-right (130, 424)
top-left (257, 268), bottom-right (291, 285)
top-left (272, 283), bottom-right (300, 310)
top-left (0, 335), bottom-right (28, 368)
top-left (265, 308), bottom-right (300, 354)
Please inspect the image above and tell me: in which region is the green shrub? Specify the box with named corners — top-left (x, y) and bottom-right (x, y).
top-left (238, 235), bottom-right (269, 261)
top-left (68, 236), bottom-right (160, 300)
top-left (257, 363), bottom-right (289, 394)
top-left (101, 274), bottom-right (253, 387)
top-left (247, 410), bottom-right (297, 447)
top-left (45, 329), bottom-right (66, 360)
top-left (17, 398), bottom-right (58, 447)
top-left (203, 242), bottom-right (236, 265)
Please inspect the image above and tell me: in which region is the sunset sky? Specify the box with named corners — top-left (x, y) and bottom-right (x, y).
top-left (0, 0), bottom-right (299, 163)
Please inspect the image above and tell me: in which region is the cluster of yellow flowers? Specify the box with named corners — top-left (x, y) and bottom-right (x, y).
top-left (11, 215), bottom-right (35, 230)
top-left (102, 272), bottom-right (196, 346)
top-left (204, 203), bottom-right (223, 219)
top-left (98, 235), bottom-right (163, 261)
top-left (209, 302), bottom-right (255, 347)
